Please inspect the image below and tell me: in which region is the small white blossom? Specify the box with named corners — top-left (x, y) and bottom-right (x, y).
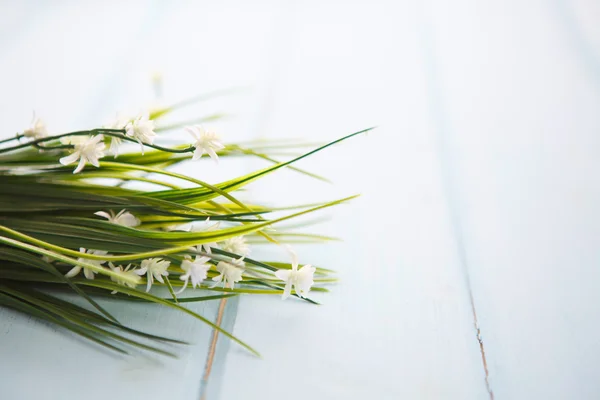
top-left (59, 134), bottom-right (106, 174)
top-left (220, 236), bottom-right (250, 256)
top-left (134, 258), bottom-right (170, 292)
top-left (212, 257), bottom-right (245, 289)
top-left (185, 125), bottom-right (224, 163)
top-left (94, 209), bottom-right (140, 227)
top-left (65, 248), bottom-right (108, 280)
top-left (108, 262), bottom-right (142, 294)
top-left (190, 218), bottom-right (220, 254)
top-left (23, 112), bottom-right (48, 139)
top-left (108, 136), bottom-right (122, 157)
top-left (176, 256), bottom-right (211, 294)
top-left (104, 113), bottom-right (129, 130)
top-left (125, 111), bottom-right (156, 153)
top-left (274, 248), bottom-right (315, 300)
top-left (104, 113), bottom-right (130, 157)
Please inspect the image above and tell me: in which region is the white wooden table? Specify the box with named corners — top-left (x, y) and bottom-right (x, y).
top-left (1, 1), bottom-right (599, 399)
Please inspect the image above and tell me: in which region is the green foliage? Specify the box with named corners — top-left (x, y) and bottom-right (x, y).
top-left (0, 94), bottom-right (371, 356)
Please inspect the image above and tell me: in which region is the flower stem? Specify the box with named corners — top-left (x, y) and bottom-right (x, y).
top-left (0, 129), bottom-right (195, 155)
top-left (0, 134), bottom-right (24, 145)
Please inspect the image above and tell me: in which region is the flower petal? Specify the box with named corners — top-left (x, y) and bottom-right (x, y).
top-left (192, 147), bottom-right (202, 160)
top-left (282, 281), bottom-right (293, 300)
top-left (206, 147), bottom-right (219, 163)
top-left (83, 268), bottom-right (95, 280)
top-left (65, 266), bottom-right (81, 278)
top-left (145, 274), bottom-right (153, 292)
top-left (88, 154), bottom-right (100, 168)
top-left (184, 126), bottom-right (199, 140)
top-left (73, 157), bottom-right (87, 174)
top-left (90, 134), bottom-right (104, 144)
top-left (59, 152), bottom-right (80, 166)
top-left (274, 269), bottom-right (291, 281)
top-left (176, 277), bottom-right (189, 294)
top-left (94, 211), bottom-right (111, 221)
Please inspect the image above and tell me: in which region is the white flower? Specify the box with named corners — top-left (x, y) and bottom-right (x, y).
top-left (59, 134), bottom-right (106, 174)
top-left (23, 112), bottom-right (48, 139)
top-left (108, 136), bottom-right (122, 157)
top-left (274, 249), bottom-right (315, 300)
top-left (176, 256), bottom-right (211, 294)
top-left (103, 113), bottom-right (130, 157)
top-left (185, 125), bottom-right (224, 162)
top-left (190, 218), bottom-right (220, 254)
top-left (94, 209), bottom-right (140, 227)
top-left (125, 111), bottom-right (156, 153)
top-left (65, 248), bottom-right (108, 280)
top-left (220, 235), bottom-right (250, 256)
top-left (108, 262), bottom-right (142, 294)
top-left (104, 113), bottom-right (130, 130)
top-left (212, 257), bottom-right (245, 289)
top-left (134, 258), bottom-right (170, 292)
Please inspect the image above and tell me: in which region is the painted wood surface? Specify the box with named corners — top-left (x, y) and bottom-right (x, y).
top-left (216, 2), bottom-right (490, 399)
top-left (1, 1), bottom-right (599, 399)
top-left (423, 1), bottom-right (600, 399)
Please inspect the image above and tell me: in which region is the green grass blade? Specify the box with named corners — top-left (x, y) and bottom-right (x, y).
top-left (0, 290), bottom-right (128, 354)
top-left (77, 280), bottom-right (260, 357)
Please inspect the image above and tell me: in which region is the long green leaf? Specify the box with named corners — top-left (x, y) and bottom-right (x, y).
top-left (77, 280), bottom-right (260, 357)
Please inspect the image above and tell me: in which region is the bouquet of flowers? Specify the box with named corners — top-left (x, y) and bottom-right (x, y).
top-left (0, 96), bottom-right (370, 356)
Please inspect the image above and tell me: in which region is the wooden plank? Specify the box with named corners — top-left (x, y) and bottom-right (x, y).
top-left (219, 2), bottom-right (489, 399)
top-left (424, 0), bottom-right (600, 398)
top-left (0, 293), bottom-right (219, 400)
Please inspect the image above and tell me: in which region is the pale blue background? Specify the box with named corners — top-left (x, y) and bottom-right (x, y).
top-left (1, 1), bottom-right (600, 399)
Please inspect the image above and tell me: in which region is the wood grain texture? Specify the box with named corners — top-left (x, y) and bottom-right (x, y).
top-left (0, 292), bottom-right (219, 399)
top-left (219, 2), bottom-right (489, 399)
top-left (424, 0), bottom-right (600, 398)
